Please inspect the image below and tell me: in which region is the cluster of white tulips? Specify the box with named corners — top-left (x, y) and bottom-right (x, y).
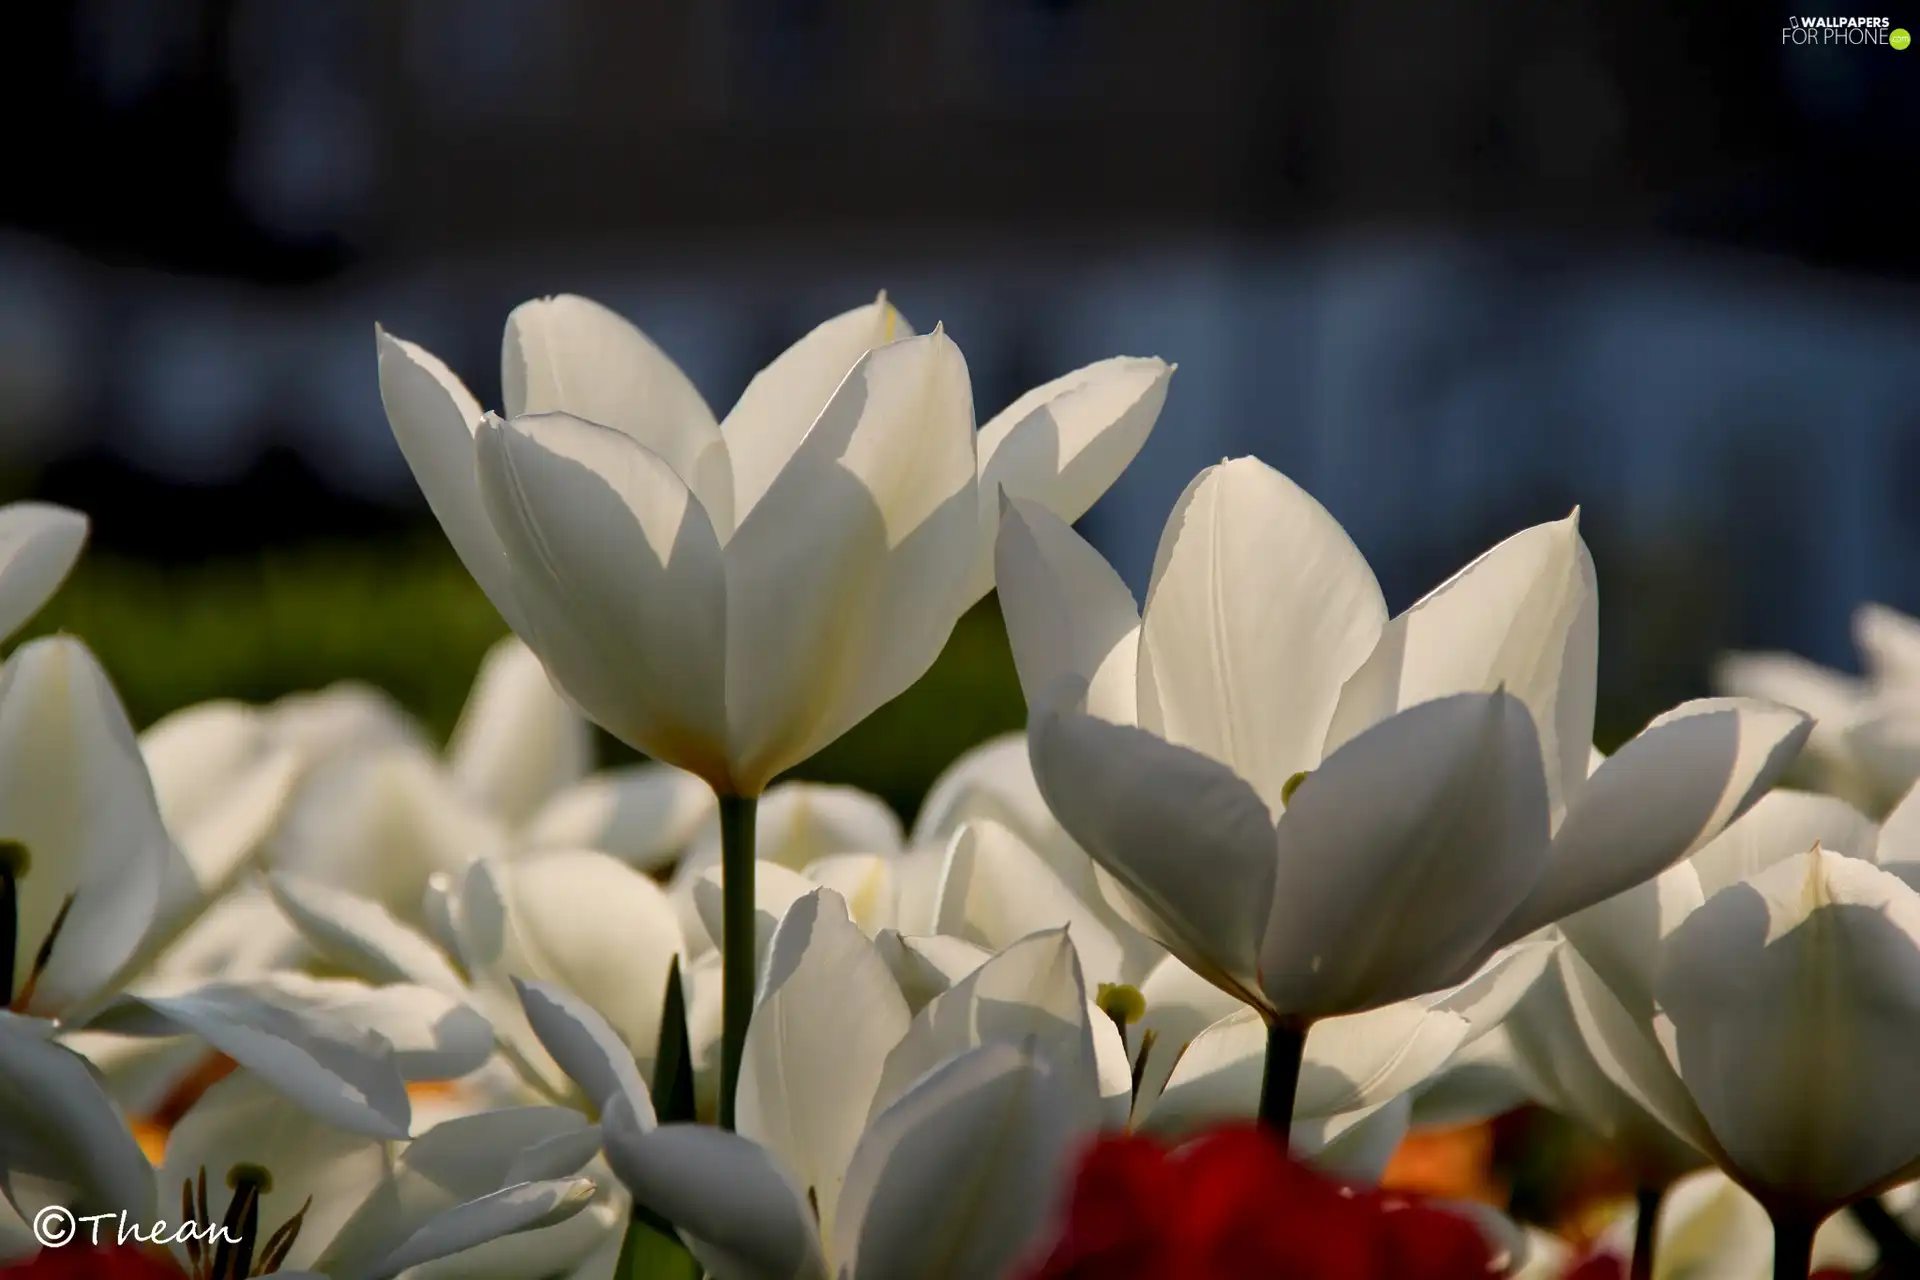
top-left (4, 291), bottom-right (1919, 1280)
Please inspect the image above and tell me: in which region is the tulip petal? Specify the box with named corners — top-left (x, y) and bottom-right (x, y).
top-left (1556, 946), bottom-right (1720, 1161)
top-left (89, 983), bottom-right (412, 1139)
top-left (475, 411), bottom-right (730, 781)
top-left (502, 294), bottom-right (731, 534)
top-left (1, 637), bottom-right (173, 1017)
top-left (349, 1178), bottom-right (598, 1280)
top-left (870, 931), bottom-right (990, 1014)
top-left (1496, 697), bottom-right (1812, 944)
top-left (138, 702), bottom-right (301, 929)
top-left (870, 928), bottom-right (1099, 1126)
top-left (1131, 954), bottom-right (1243, 1122)
top-left (721, 296), bottom-right (912, 523)
top-left (239, 974), bottom-right (493, 1085)
top-left (1324, 513), bottom-right (1596, 822)
top-left (269, 743), bottom-right (510, 923)
top-left (514, 977), bottom-right (654, 1130)
top-left (1501, 959), bottom-right (1707, 1187)
top-left (833, 1043), bottom-right (1083, 1280)
top-left (723, 331), bottom-right (978, 792)
top-left (266, 875), bottom-right (469, 1000)
top-left (1137, 459), bottom-right (1386, 814)
top-left (1655, 850), bottom-right (1920, 1212)
top-left (738, 889), bottom-right (909, 1244)
top-left (674, 780), bottom-right (903, 886)
top-left (0, 1016), bottom-right (155, 1220)
top-left (520, 764), bottom-right (715, 872)
top-left (965, 356), bottom-right (1172, 601)
top-left (1712, 651), bottom-right (1864, 760)
top-left (1028, 697), bottom-right (1278, 1008)
top-left (321, 1103), bottom-right (601, 1276)
top-left (994, 497), bottom-right (1141, 725)
top-left (1855, 603), bottom-right (1920, 687)
top-left (932, 819), bottom-right (1125, 985)
top-left (460, 852), bottom-right (685, 1089)
top-left (1260, 692), bottom-right (1551, 1018)
top-left (911, 733), bottom-right (1061, 853)
top-left (376, 331), bottom-right (527, 633)
top-left (688, 860), bottom-right (816, 964)
top-left (804, 853), bottom-right (898, 936)
top-left (1686, 789), bottom-right (1879, 897)
top-left (1301, 1093), bottom-right (1413, 1183)
top-left (0, 503), bottom-right (86, 643)
top-left (447, 637), bottom-right (593, 828)
top-left (601, 1109), bottom-right (827, 1280)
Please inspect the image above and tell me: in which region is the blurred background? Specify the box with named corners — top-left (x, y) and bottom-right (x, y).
top-left (7, 0), bottom-right (1920, 791)
top-left (6, 0), bottom-right (1920, 1245)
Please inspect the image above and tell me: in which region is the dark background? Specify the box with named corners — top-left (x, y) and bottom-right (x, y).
top-left (5, 0), bottom-right (1920, 806)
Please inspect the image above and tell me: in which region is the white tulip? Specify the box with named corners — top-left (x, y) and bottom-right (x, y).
top-left (158, 1070), bottom-right (598, 1279)
top-left (1557, 828), bottom-right (1920, 1242)
top-left (379, 293), bottom-right (1168, 796)
top-left (522, 889), bottom-right (1105, 1280)
top-left (996, 460), bottom-right (1811, 1031)
top-left (1717, 602), bottom-right (1920, 810)
top-left (0, 501), bottom-right (86, 643)
top-left (447, 635), bottom-right (595, 829)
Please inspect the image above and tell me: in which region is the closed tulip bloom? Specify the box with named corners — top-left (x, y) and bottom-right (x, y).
top-left (1555, 794), bottom-right (1920, 1269)
top-left (379, 294), bottom-right (1169, 798)
top-left (996, 459), bottom-right (1810, 1034)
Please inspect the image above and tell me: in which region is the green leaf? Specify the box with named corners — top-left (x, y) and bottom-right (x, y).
top-left (615, 1207), bottom-right (701, 1280)
top-left (652, 955), bottom-right (697, 1125)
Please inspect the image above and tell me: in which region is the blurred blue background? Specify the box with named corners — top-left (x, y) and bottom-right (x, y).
top-left (6, 0), bottom-right (1920, 789)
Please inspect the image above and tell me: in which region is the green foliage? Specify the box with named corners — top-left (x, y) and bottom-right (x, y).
top-left (12, 541), bottom-right (1028, 821)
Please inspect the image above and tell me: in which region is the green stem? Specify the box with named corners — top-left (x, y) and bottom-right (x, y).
top-left (1256, 1017), bottom-right (1308, 1134)
top-left (717, 792), bottom-right (758, 1132)
top-left (1770, 1211), bottom-right (1817, 1280)
top-left (1630, 1185), bottom-right (1663, 1280)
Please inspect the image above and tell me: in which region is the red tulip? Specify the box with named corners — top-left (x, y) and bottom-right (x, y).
top-left (1020, 1124), bottom-right (1501, 1279)
top-left (0, 1244), bottom-right (182, 1279)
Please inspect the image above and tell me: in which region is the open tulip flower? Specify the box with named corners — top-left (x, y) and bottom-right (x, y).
top-left (1547, 777), bottom-right (1920, 1274)
top-left (146, 1068), bottom-right (600, 1279)
top-left (514, 888), bottom-right (1121, 1280)
top-left (995, 457), bottom-right (1811, 1128)
top-left (378, 292), bottom-right (1169, 798)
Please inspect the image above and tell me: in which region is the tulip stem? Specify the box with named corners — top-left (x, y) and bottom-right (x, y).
top-left (1629, 1185), bottom-right (1663, 1280)
top-left (1769, 1212), bottom-right (1817, 1280)
top-left (717, 792), bottom-right (758, 1132)
top-left (1256, 1017), bottom-right (1309, 1134)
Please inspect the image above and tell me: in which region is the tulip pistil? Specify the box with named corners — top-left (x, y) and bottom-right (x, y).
top-left (3, 839), bottom-right (76, 1015)
top-left (189, 1164), bottom-right (308, 1280)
